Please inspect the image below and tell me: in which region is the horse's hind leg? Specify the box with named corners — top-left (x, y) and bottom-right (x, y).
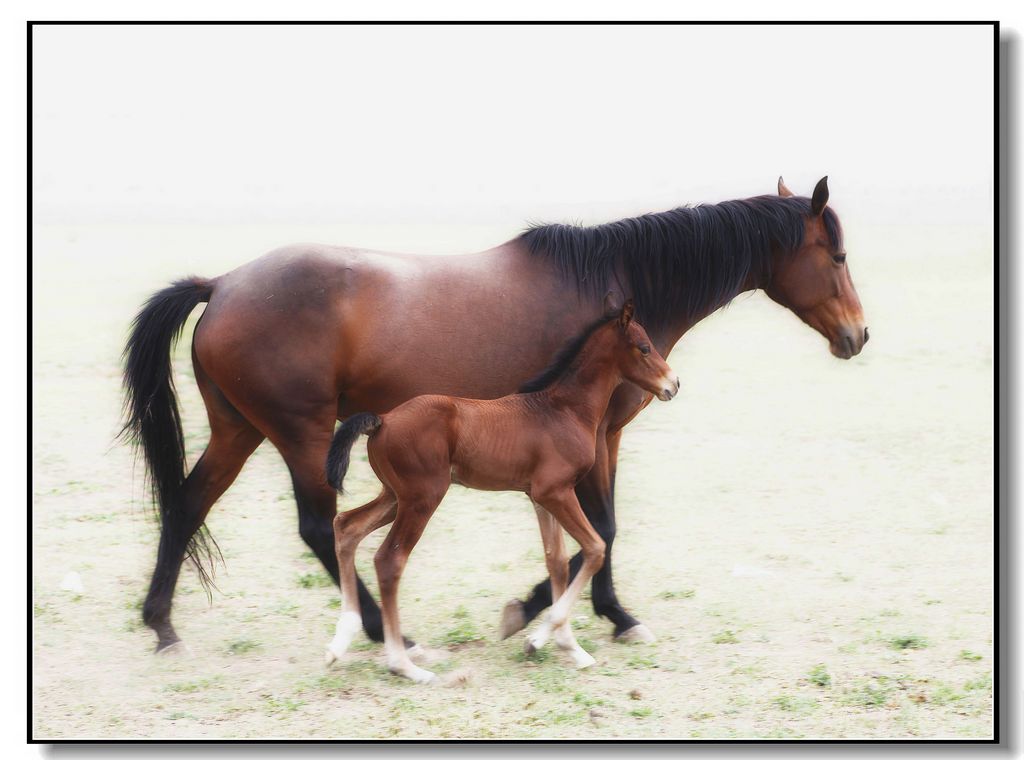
top-left (326, 490), bottom-right (398, 664)
top-left (143, 379), bottom-right (264, 652)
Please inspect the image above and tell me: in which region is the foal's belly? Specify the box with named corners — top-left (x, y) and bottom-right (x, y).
top-left (449, 460), bottom-right (529, 493)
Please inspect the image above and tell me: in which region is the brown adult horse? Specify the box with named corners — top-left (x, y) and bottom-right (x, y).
top-left (122, 176), bottom-right (867, 653)
top-left (322, 303), bottom-right (677, 682)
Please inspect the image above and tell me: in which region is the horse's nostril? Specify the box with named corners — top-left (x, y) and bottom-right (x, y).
top-left (863, 327), bottom-right (870, 343)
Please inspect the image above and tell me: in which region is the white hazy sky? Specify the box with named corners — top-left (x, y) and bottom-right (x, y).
top-left (31, 24), bottom-right (994, 230)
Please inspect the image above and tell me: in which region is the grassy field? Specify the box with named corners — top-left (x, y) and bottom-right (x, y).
top-left (31, 221), bottom-right (994, 739)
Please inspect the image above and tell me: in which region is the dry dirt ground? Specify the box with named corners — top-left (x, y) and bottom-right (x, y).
top-left (31, 221), bottom-right (994, 739)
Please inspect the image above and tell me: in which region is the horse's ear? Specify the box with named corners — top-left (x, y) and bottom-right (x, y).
top-left (619, 300), bottom-right (635, 329)
top-left (603, 291), bottom-right (621, 317)
top-left (777, 176), bottom-right (794, 197)
top-left (811, 176), bottom-right (829, 216)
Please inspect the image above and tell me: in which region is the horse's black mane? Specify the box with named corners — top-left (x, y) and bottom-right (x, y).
top-left (520, 195), bottom-right (843, 333)
top-left (518, 313), bottom-right (618, 394)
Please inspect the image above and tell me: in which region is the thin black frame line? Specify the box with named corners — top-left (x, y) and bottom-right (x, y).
top-left (25, 19), bottom-right (1001, 745)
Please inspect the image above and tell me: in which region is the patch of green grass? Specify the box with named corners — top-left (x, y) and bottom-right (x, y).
top-left (390, 697), bottom-right (420, 714)
top-left (575, 636), bottom-right (597, 653)
top-left (227, 639), bottom-right (261, 655)
top-left (771, 694), bottom-right (818, 714)
top-left (528, 666), bottom-right (569, 694)
top-left (931, 684), bottom-right (965, 706)
top-left (274, 601), bottom-right (300, 616)
top-left (808, 664), bottom-right (832, 688)
top-left (713, 630), bottom-right (739, 645)
top-left (841, 678), bottom-right (893, 708)
top-left (325, 597), bottom-right (342, 609)
top-left (964, 673), bottom-right (992, 692)
top-left (626, 652), bottom-right (658, 669)
top-left (263, 694), bottom-right (305, 713)
top-left (658, 588), bottom-right (696, 600)
top-left (513, 647), bottom-right (551, 664)
top-left (572, 692), bottom-right (607, 708)
top-left (436, 605), bottom-right (484, 646)
top-left (165, 677), bottom-right (221, 694)
top-left (165, 711), bottom-right (194, 721)
top-left (297, 571), bottom-right (334, 589)
top-left (959, 649), bottom-right (983, 662)
top-left (629, 706), bottom-right (653, 718)
top-left (887, 633), bottom-right (928, 650)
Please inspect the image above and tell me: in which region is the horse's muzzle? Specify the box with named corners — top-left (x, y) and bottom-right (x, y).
top-left (831, 325), bottom-right (869, 360)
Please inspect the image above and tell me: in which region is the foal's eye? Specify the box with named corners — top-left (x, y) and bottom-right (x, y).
top-left (832, 253), bottom-right (847, 265)
top-left (639, 345), bottom-right (651, 356)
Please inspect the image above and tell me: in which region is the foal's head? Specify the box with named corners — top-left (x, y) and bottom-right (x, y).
top-left (601, 302), bottom-right (680, 402)
top-left (765, 176), bottom-right (868, 359)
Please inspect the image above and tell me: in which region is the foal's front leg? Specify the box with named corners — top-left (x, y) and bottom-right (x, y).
top-left (528, 503), bottom-right (595, 668)
top-left (526, 488), bottom-right (606, 665)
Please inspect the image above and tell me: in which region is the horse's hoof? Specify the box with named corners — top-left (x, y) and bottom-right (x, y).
top-left (155, 640), bottom-right (191, 657)
top-left (615, 624), bottom-right (656, 644)
top-left (523, 637), bottom-right (538, 656)
top-left (324, 648), bottom-right (338, 667)
top-left (499, 599), bottom-right (526, 639)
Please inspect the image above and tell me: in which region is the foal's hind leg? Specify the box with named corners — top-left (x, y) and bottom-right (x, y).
top-left (375, 491), bottom-right (446, 683)
top-left (142, 380), bottom-right (264, 652)
top-left (272, 427), bottom-right (395, 646)
top-left (326, 490), bottom-right (398, 665)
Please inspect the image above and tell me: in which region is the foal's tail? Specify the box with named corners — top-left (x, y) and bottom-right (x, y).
top-left (326, 412), bottom-right (383, 493)
top-left (120, 277), bottom-right (217, 588)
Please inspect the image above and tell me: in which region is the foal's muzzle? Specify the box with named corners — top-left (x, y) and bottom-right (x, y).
top-left (657, 373), bottom-right (681, 401)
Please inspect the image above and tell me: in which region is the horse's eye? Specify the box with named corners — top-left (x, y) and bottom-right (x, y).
top-left (639, 345), bottom-right (651, 356)
top-left (832, 253), bottom-right (847, 265)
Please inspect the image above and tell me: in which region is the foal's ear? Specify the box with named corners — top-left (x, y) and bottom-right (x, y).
top-left (619, 300), bottom-right (635, 329)
top-left (777, 176), bottom-right (794, 197)
top-left (603, 290), bottom-right (621, 317)
top-left (811, 176), bottom-right (829, 216)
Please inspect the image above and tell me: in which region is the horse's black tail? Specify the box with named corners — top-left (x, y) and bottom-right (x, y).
top-left (120, 277), bottom-right (217, 590)
top-left (327, 413), bottom-right (383, 493)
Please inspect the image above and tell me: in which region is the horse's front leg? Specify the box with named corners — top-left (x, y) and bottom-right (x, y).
top-left (501, 428), bottom-right (655, 642)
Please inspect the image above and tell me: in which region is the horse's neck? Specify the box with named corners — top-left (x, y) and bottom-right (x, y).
top-left (655, 275), bottom-right (761, 354)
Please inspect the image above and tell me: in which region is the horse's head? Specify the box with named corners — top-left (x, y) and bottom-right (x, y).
top-left (611, 301), bottom-right (679, 401)
top-left (765, 177), bottom-right (868, 360)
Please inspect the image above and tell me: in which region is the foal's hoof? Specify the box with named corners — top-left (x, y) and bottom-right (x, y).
top-left (499, 599), bottom-right (526, 639)
top-left (615, 624), bottom-right (656, 644)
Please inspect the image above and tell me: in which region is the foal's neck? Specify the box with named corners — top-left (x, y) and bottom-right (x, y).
top-left (540, 346), bottom-right (622, 431)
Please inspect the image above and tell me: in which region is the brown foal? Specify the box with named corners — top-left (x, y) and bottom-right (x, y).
top-left (323, 303), bottom-right (678, 683)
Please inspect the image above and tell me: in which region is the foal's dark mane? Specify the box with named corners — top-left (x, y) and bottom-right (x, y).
top-left (518, 314), bottom-right (618, 394)
top-left (520, 195), bottom-right (843, 333)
